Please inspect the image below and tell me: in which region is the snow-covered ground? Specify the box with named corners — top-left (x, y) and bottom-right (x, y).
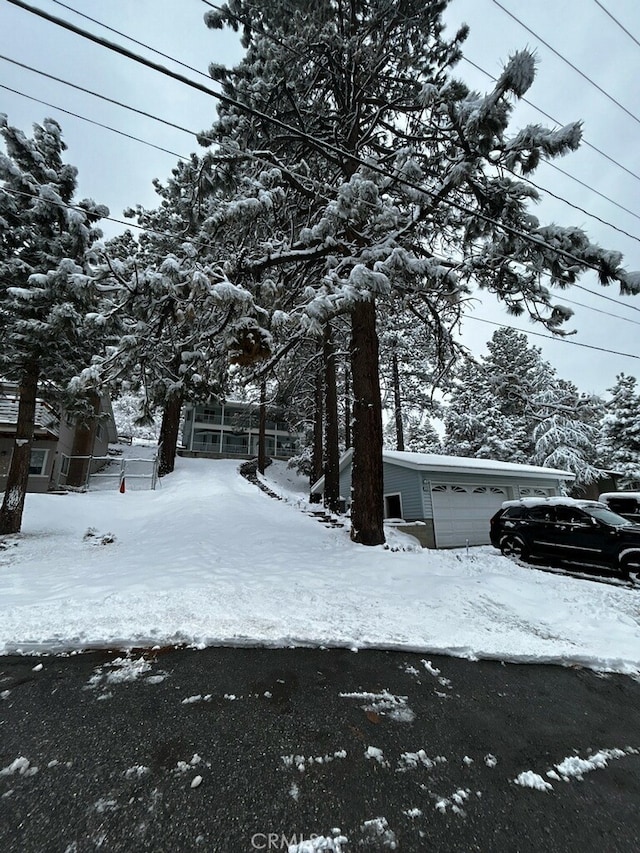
top-left (2, 451), bottom-right (640, 674)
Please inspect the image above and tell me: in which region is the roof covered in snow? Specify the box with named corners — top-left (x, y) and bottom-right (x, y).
top-left (311, 449), bottom-right (574, 493)
top-left (0, 394), bottom-right (59, 438)
top-left (599, 492), bottom-right (640, 501)
top-left (380, 450), bottom-right (574, 479)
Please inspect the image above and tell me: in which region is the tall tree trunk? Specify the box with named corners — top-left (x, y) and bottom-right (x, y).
top-left (257, 380), bottom-right (267, 475)
top-left (344, 366), bottom-right (351, 449)
top-left (392, 351), bottom-right (405, 452)
top-left (323, 324), bottom-right (341, 513)
top-left (158, 392), bottom-right (183, 477)
top-left (0, 362), bottom-right (39, 534)
top-left (350, 299), bottom-right (385, 546)
top-left (66, 392), bottom-right (101, 488)
top-left (310, 349), bottom-right (324, 502)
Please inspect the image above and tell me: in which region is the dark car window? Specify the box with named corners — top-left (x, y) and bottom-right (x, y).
top-left (608, 498), bottom-right (640, 516)
top-left (582, 506), bottom-right (631, 527)
top-left (527, 505), bottom-right (555, 522)
top-left (555, 506), bottom-right (591, 526)
top-left (504, 506), bottom-right (526, 519)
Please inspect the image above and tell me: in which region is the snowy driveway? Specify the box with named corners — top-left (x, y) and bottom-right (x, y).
top-left (1, 457), bottom-right (640, 675)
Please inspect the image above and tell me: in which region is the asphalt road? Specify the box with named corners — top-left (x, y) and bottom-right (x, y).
top-left (1, 646), bottom-right (640, 853)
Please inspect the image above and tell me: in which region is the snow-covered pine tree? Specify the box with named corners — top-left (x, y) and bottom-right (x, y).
top-left (445, 329), bottom-right (606, 484)
top-left (93, 154), bottom-right (267, 477)
top-left (443, 330), bottom-right (541, 462)
top-left (531, 379), bottom-right (605, 490)
top-left (599, 373), bottom-right (640, 487)
top-left (202, 1), bottom-right (636, 545)
top-left (0, 116), bottom-right (108, 533)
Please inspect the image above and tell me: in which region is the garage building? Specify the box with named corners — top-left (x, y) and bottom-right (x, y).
top-left (311, 449), bottom-right (574, 548)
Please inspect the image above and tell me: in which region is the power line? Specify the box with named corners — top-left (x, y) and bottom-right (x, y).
top-left (6, 0), bottom-right (638, 291)
top-left (553, 293), bottom-right (640, 327)
top-left (6, 45), bottom-right (638, 252)
top-left (48, 0), bottom-right (214, 82)
top-left (1, 183), bottom-right (198, 244)
top-left (466, 315), bottom-right (640, 360)
top-left (4, 182), bottom-right (638, 359)
top-left (490, 0), bottom-right (640, 127)
top-left (462, 55), bottom-right (640, 186)
top-left (0, 83), bottom-right (186, 161)
top-left (202, 0), bottom-right (640, 228)
top-left (4, 155), bottom-right (639, 334)
top-left (9, 0), bottom-right (640, 332)
top-left (201, 0), bottom-right (640, 238)
top-left (503, 165), bottom-right (640, 246)
top-left (213, 0), bottom-right (640, 193)
top-left (593, 0), bottom-right (640, 50)
top-left (0, 54), bottom-right (196, 137)
top-left (17, 0), bottom-right (640, 241)
top-left (538, 159), bottom-right (640, 224)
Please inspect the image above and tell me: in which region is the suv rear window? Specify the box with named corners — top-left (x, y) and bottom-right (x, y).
top-left (607, 498), bottom-right (639, 515)
top-left (527, 505), bottom-right (554, 522)
top-left (503, 506), bottom-right (526, 519)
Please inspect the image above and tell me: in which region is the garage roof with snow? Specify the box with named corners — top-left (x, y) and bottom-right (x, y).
top-left (310, 449), bottom-right (574, 494)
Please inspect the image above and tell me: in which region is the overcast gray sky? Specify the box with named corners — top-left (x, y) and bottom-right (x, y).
top-left (1, 0), bottom-right (639, 397)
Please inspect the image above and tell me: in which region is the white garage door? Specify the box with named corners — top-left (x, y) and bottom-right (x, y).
top-left (431, 484), bottom-right (508, 548)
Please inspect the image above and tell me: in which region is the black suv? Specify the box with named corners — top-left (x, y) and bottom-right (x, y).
top-left (490, 497), bottom-right (640, 578)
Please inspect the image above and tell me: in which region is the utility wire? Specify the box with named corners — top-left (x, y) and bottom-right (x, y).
top-left (462, 55), bottom-right (640, 186)
top-left (9, 2), bottom-right (639, 345)
top-left (203, 0), bottom-right (640, 209)
top-left (49, 0), bottom-right (214, 82)
top-left (6, 0), bottom-right (638, 288)
top-left (10, 1), bottom-right (640, 247)
top-left (5, 47), bottom-right (638, 250)
top-left (490, 0), bottom-right (640, 127)
top-left (4, 182), bottom-right (638, 360)
top-left (3, 95), bottom-right (636, 320)
top-left (570, 280), bottom-right (640, 312)
top-left (0, 54), bottom-right (196, 137)
top-left (553, 293), bottom-right (640, 327)
top-left (0, 83), bottom-right (186, 160)
top-left (1, 183), bottom-right (192, 243)
top-left (536, 159), bottom-right (640, 224)
top-left (200, 0), bottom-right (640, 235)
top-left (466, 315), bottom-right (640, 360)
top-left (503, 165), bottom-right (640, 245)
top-left (593, 0), bottom-right (640, 50)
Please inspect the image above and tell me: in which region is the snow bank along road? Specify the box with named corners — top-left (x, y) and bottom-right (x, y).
top-left (1, 646), bottom-right (639, 853)
top-left (2, 456), bottom-right (640, 677)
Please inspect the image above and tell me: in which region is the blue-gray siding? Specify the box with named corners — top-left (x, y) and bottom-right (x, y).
top-left (382, 463), bottom-right (423, 520)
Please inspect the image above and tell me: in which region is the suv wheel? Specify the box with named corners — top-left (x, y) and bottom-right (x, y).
top-left (500, 535), bottom-right (528, 562)
top-left (620, 553), bottom-right (640, 582)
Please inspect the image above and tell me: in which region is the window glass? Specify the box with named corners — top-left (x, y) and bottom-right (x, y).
top-left (608, 498), bottom-right (639, 515)
top-left (528, 505), bottom-right (554, 522)
top-left (504, 506), bottom-right (525, 519)
top-left (582, 506), bottom-right (630, 527)
top-left (29, 449), bottom-right (47, 475)
top-left (384, 494), bottom-right (402, 518)
top-left (555, 506), bottom-right (589, 525)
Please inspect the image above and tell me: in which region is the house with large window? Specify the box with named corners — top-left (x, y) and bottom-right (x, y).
top-left (180, 399), bottom-right (302, 460)
top-left (0, 382), bottom-right (117, 494)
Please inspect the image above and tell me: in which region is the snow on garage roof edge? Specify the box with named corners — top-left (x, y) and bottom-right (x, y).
top-left (311, 448), bottom-right (574, 493)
